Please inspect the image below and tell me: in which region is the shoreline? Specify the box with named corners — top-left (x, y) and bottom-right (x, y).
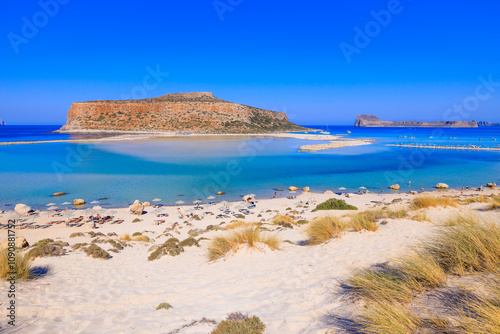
top-left (2, 186), bottom-right (497, 214)
top-left (0, 131), bottom-right (345, 146)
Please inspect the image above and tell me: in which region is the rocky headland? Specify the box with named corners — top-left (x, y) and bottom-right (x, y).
top-left (58, 92), bottom-right (305, 134)
top-left (355, 115), bottom-right (478, 127)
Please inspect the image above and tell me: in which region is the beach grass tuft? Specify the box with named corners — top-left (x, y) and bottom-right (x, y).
top-left (132, 235), bottom-right (150, 242)
top-left (148, 238), bottom-right (184, 261)
top-left (26, 243), bottom-right (66, 259)
top-left (454, 271), bottom-right (500, 333)
top-left (225, 220), bottom-right (248, 230)
top-left (313, 198), bottom-right (358, 211)
top-left (411, 196), bottom-right (457, 210)
top-left (207, 227), bottom-right (280, 261)
top-left (84, 244), bottom-right (111, 259)
top-left (120, 234), bottom-right (132, 242)
top-left (425, 216), bottom-right (500, 275)
top-left (210, 314), bottom-right (266, 334)
top-left (156, 302), bottom-right (173, 311)
top-left (359, 301), bottom-right (423, 334)
top-left (348, 211), bottom-right (380, 232)
top-left (305, 216), bottom-right (346, 245)
top-left (0, 251), bottom-right (33, 280)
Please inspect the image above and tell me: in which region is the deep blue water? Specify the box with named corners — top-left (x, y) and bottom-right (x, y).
top-left (0, 125), bottom-right (499, 210)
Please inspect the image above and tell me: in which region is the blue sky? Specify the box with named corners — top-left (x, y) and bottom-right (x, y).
top-left (1, 0), bottom-right (499, 125)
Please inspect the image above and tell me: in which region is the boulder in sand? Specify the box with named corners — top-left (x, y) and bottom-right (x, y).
top-left (487, 183), bottom-right (496, 188)
top-left (436, 183), bottom-right (449, 189)
top-left (389, 184), bottom-right (400, 190)
top-left (302, 187), bottom-right (310, 192)
top-left (323, 190), bottom-right (334, 195)
top-left (143, 202), bottom-right (151, 208)
top-left (14, 204), bottom-right (31, 214)
top-left (288, 186), bottom-right (299, 191)
top-left (129, 200), bottom-right (144, 215)
top-left (73, 199), bottom-right (85, 205)
top-left (0, 236), bottom-right (29, 251)
top-left (409, 191), bottom-right (418, 195)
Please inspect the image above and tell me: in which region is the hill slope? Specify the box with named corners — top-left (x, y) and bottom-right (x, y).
top-left (58, 92), bottom-right (304, 133)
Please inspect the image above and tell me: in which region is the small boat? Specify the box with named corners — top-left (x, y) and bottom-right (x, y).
top-left (429, 136), bottom-right (433, 139)
top-left (492, 138), bottom-right (497, 141)
top-left (320, 124), bottom-right (330, 135)
top-left (346, 130), bottom-right (351, 134)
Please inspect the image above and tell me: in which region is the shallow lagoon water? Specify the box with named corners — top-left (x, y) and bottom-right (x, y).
top-left (0, 125), bottom-right (499, 210)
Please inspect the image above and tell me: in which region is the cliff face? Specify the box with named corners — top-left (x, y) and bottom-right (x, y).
top-left (355, 115), bottom-right (478, 128)
top-left (59, 92), bottom-right (304, 133)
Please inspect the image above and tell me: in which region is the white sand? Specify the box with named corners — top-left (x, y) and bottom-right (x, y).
top-left (1, 189), bottom-right (498, 333)
top-left (299, 139), bottom-right (373, 152)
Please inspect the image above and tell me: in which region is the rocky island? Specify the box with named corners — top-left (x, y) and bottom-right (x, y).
top-left (476, 121), bottom-right (500, 127)
top-left (58, 92), bottom-right (305, 133)
top-left (0, 119), bottom-right (5, 126)
top-left (355, 115), bottom-right (478, 127)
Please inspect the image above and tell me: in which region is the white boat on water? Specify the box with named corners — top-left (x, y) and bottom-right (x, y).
top-left (320, 124), bottom-right (330, 135)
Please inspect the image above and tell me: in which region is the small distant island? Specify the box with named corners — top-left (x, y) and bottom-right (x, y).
top-left (58, 92), bottom-right (305, 134)
top-left (355, 115), bottom-right (478, 128)
top-left (0, 119), bottom-right (5, 126)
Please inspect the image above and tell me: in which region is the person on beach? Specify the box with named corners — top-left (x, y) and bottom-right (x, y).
top-left (274, 192), bottom-right (277, 198)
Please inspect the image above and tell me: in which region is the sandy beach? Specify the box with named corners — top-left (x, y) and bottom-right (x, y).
top-left (1, 187), bottom-right (498, 333)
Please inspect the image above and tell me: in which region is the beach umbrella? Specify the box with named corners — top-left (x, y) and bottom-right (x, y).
top-left (193, 199), bottom-right (203, 204)
top-left (46, 203), bottom-right (57, 207)
top-left (61, 202), bottom-right (71, 205)
top-left (152, 198), bottom-right (161, 202)
top-left (90, 200), bottom-right (100, 204)
top-left (47, 206), bottom-right (58, 211)
top-left (219, 201), bottom-right (229, 206)
top-left (175, 200), bottom-right (185, 205)
top-left (339, 187), bottom-right (346, 190)
top-left (207, 196), bottom-right (215, 200)
top-left (359, 186), bottom-right (367, 190)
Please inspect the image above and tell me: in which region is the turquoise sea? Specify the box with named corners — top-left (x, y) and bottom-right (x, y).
top-left (0, 125), bottom-right (499, 210)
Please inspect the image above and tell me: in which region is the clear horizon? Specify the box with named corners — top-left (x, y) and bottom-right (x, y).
top-left (1, 0), bottom-right (500, 125)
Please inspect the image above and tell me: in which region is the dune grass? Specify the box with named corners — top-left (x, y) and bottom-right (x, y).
top-left (84, 244), bottom-right (111, 259)
top-left (132, 235), bottom-right (150, 242)
top-left (0, 251), bottom-right (33, 280)
top-left (349, 211), bottom-right (380, 232)
top-left (271, 214), bottom-right (296, 229)
top-left (359, 301), bottom-right (423, 334)
top-left (120, 234), bottom-right (132, 242)
top-left (313, 198), bottom-right (358, 211)
top-left (211, 314), bottom-right (266, 334)
top-left (409, 210), bottom-right (428, 222)
top-left (344, 214), bottom-right (500, 332)
top-left (225, 220), bottom-right (248, 230)
top-left (425, 217), bottom-right (500, 275)
top-left (207, 227), bottom-right (280, 261)
top-left (383, 207), bottom-right (408, 219)
top-left (411, 196), bottom-right (457, 210)
top-left (305, 216), bottom-right (347, 245)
